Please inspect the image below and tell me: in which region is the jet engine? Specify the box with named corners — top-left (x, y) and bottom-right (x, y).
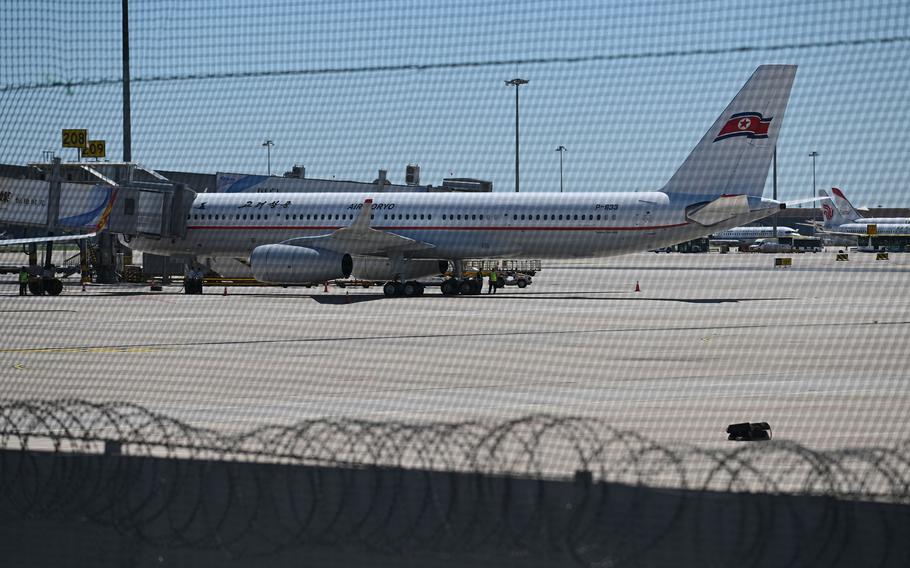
top-left (351, 257), bottom-right (448, 281)
top-left (250, 244), bottom-right (353, 284)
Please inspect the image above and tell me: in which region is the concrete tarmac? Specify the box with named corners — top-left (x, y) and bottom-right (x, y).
top-left (1, 250), bottom-right (909, 451)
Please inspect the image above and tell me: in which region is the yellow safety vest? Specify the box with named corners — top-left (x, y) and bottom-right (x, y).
top-left (490, 271), bottom-right (497, 282)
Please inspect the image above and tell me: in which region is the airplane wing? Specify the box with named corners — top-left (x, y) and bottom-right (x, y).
top-left (279, 198), bottom-right (436, 256)
top-left (0, 232), bottom-right (97, 246)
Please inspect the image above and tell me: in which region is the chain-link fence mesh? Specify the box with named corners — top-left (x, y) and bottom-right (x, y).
top-left (2, 1), bottom-right (910, 202)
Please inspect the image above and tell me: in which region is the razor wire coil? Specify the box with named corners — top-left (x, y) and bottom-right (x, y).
top-left (0, 399), bottom-right (908, 565)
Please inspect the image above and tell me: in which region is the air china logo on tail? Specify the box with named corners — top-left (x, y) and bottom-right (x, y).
top-left (713, 112), bottom-right (772, 142)
top-left (822, 203), bottom-right (834, 220)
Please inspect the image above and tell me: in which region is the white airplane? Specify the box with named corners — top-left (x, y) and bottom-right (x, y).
top-left (828, 187), bottom-right (910, 225)
top-left (710, 225), bottom-right (799, 245)
top-left (4, 65), bottom-right (798, 297)
top-left (818, 189), bottom-right (910, 236)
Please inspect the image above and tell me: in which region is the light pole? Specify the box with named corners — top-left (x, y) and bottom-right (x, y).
top-left (262, 139), bottom-right (274, 176)
top-left (809, 150), bottom-right (819, 201)
top-left (505, 78), bottom-right (528, 193)
top-left (555, 145), bottom-right (566, 193)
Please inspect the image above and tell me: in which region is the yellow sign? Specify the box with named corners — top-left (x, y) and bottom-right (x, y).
top-left (867, 224), bottom-right (877, 235)
top-left (62, 129), bottom-right (88, 148)
top-left (83, 140), bottom-right (106, 158)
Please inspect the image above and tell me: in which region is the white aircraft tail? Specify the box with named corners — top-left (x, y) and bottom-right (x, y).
top-left (830, 187), bottom-right (861, 221)
top-left (662, 65), bottom-right (797, 200)
top-left (819, 189), bottom-right (853, 228)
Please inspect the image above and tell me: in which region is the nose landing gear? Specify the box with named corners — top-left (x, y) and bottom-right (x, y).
top-left (27, 278), bottom-right (64, 296)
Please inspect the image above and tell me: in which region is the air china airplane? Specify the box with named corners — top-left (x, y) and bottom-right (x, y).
top-left (827, 188), bottom-right (910, 225)
top-left (818, 189), bottom-right (910, 236)
top-left (710, 225), bottom-right (799, 244)
top-left (118, 65), bottom-right (797, 296)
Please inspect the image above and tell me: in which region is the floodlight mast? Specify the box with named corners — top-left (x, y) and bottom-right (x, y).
top-left (505, 78), bottom-right (529, 193)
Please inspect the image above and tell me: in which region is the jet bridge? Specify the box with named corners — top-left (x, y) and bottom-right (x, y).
top-left (0, 160), bottom-right (195, 289)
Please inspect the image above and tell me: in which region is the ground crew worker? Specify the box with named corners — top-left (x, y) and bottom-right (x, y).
top-left (19, 267), bottom-right (30, 296)
top-left (488, 269), bottom-right (498, 294)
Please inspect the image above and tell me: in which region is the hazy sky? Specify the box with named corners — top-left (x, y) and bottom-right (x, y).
top-left (2, 0), bottom-right (909, 206)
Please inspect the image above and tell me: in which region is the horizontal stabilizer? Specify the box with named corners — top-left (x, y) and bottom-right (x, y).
top-left (783, 196), bottom-right (826, 207)
top-left (685, 195), bottom-right (750, 226)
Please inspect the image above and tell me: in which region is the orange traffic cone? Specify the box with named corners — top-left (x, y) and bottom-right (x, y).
top-left (324, 281), bottom-right (329, 293)
top-left (634, 281), bottom-right (641, 292)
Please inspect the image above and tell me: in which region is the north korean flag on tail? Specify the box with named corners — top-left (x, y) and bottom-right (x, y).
top-left (713, 111), bottom-right (772, 142)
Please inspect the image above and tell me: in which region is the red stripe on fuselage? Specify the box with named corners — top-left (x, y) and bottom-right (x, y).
top-left (184, 223), bottom-right (690, 232)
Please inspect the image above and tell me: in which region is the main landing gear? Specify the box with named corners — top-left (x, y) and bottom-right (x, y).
top-left (440, 278), bottom-right (482, 296)
top-left (184, 264), bottom-right (205, 295)
top-left (383, 281), bottom-right (425, 297)
top-left (439, 259), bottom-right (482, 296)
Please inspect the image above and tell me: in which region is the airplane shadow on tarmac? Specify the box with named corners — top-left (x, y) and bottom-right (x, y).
top-left (407, 292), bottom-right (796, 304)
top-left (22, 287), bottom-right (791, 305)
top-left (311, 293), bottom-right (386, 304)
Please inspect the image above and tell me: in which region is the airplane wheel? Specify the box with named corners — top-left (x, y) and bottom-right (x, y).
top-left (441, 279), bottom-right (459, 296)
top-left (383, 282), bottom-right (399, 297)
top-left (459, 280), bottom-right (474, 295)
top-left (516, 279), bottom-right (528, 289)
top-left (403, 282), bottom-right (420, 297)
top-left (28, 280), bottom-right (45, 296)
top-left (46, 279), bottom-right (63, 296)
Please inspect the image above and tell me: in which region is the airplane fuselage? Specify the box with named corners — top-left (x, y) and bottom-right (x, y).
top-left (127, 191), bottom-right (777, 261)
top-left (711, 226), bottom-right (797, 243)
top-left (823, 222), bottom-right (910, 236)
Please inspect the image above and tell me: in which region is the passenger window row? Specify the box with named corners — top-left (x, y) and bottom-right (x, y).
top-left (511, 213), bottom-right (605, 221)
top-left (189, 213), bottom-right (270, 220)
top-left (187, 211), bottom-right (620, 222)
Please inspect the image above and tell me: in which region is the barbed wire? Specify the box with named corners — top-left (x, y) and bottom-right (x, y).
top-left (0, 399), bottom-right (908, 564)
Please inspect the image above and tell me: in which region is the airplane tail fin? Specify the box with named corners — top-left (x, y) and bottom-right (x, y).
top-left (819, 189), bottom-right (852, 228)
top-left (830, 187), bottom-right (861, 221)
top-left (662, 65), bottom-right (797, 200)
